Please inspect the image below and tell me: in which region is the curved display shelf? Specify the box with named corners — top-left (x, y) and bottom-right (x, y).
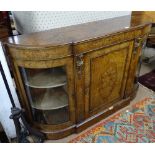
top-left (25, 69), bottom-right (67, 88)
top-left (31, 88), bottom-right (68, 110)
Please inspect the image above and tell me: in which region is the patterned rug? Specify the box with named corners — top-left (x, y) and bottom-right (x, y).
top-left (70, 98), bottom-right (155, 143)
top-left (138, 70), bottom-right (155, 92)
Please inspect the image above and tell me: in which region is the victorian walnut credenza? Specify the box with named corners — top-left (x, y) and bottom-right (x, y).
top-left (2, 16), bottom-right (151, 140)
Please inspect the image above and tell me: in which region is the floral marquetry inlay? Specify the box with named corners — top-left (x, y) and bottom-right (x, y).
top-left (89, 45), bottom-right (130, 112)
top-left (99, 58), bottom-right (117, 101)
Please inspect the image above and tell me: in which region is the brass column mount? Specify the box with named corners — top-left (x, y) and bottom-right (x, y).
top-left (134, 37), bottom-right (142, 54)
top-left (76, 54), bottom-right (84, 78)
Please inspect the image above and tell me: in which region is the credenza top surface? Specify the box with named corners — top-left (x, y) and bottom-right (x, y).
top-left (2, 15), bottom-right (151, 47)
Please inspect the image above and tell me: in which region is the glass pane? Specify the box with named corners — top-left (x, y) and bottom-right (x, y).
top-left (20, 66), bottom-right (69, 125)
top-left (135, 40), bottom-right (146, 83)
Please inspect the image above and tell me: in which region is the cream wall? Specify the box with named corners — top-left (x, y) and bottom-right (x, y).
top-left (12, 11), bottom-right (131, 34)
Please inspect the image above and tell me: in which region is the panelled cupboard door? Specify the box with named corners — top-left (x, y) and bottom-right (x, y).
top-left (83, 41), bottom-right (134, 117)
top-left (13, 57), bottom-right (76, 128)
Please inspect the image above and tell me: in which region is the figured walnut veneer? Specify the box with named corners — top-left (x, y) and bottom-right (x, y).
top-left (2, 15), bottom-right (151, 140)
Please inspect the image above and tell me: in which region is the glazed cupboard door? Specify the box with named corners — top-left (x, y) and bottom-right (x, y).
top-left (83, 41), bottom-right (134, 117)
top-left (14, 57), bottom-right (75, 126)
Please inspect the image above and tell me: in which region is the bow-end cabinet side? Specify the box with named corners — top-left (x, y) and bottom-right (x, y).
top-left (4, 44), bottom-right (76, 139)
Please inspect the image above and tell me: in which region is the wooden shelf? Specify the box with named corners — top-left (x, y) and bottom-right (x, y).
top-left (31, 88), bottom-right (68, 110)
top-left (25, 69), bottom-right (67, 89)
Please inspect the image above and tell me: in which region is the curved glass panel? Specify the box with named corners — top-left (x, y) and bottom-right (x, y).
top-left (20, 66), bottom-right (69, 125)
